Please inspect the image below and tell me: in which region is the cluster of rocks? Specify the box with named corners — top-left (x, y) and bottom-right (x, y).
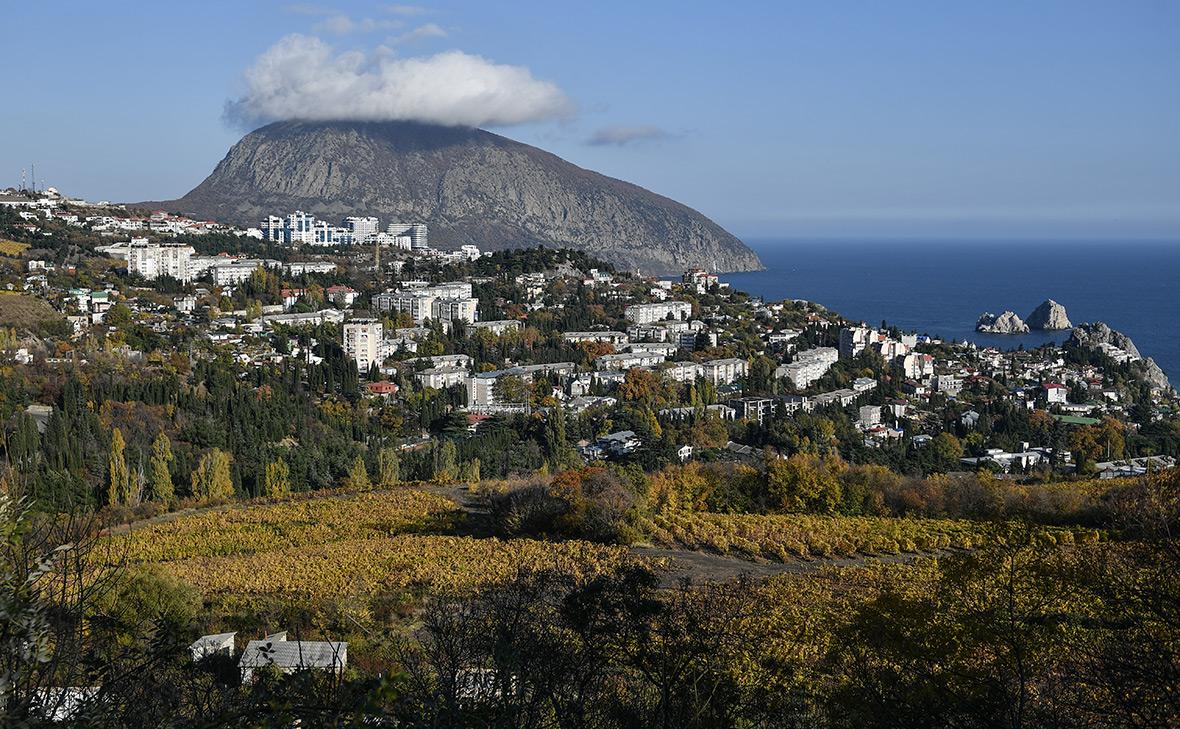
top-left (976, 311), bottom-right (1030, 334)
top-left (976, 299), bottom-right (1071, 334)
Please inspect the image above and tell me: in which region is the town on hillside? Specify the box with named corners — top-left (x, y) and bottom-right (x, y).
top-left (2, 185), bottom-right (1175, 487)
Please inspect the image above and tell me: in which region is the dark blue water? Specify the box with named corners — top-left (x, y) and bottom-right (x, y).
top-left (723, 240), bottom-right (1180, 385)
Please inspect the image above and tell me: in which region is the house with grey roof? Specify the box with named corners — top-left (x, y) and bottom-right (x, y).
top-left (189, 632), bottom-right (236, 661)
top-left (238, 632), bottom-right (348, 682)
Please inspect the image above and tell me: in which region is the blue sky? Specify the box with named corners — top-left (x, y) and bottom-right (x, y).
top-left (3, 0), bottom-right (1178, 239)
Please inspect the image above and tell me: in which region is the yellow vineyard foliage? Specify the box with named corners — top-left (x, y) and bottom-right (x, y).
top-left (123, 488), bottom-right (639, 599)
top-left (642, 511), bottom-right (1095, 561)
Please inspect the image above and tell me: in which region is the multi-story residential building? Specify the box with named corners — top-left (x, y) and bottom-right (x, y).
top-left (377, 291), bottom-right (435, 323)
top-left (776, 347), bottom-right (839, 389)
top-left (468, 320), bottom-right (521, 336)
top-left (260, 216), bottom-right (286, 242)
top-left (702, 358), bottom-right (748, 386)
top-left (209, 259), bottom-right (280, 286)
top-left (896, 352), bottom-right (935, 379)
top-left (285, 261), bottom-right (337, 276)
top-left (563, 331), bottom-right (629, 345)
top-left (376, 282), bottom-right (475, 324)
top-left (624, 301), bottom-right (693, 324)
top-left (343, 319), bottom-right (383, 373)
top-left (415, 366), bottom-right (469, 390)
top-left (125, 240), bottom-right (195, 282)
top-left (286, 211), bottom-right (316, 244)
top-left (839, 326), bottom-right (873, 360)
top-left (466, 362), bottom-right (576, 409)
top-left (595, 351), bottom-right (667, 371)
top-left (727, 397), bottom-right (777, 424)
top-left (386, 222), bottom-right (428, 250)
top-left (431, 297), bottom-right (478, 324)
top-left (661, 361), bottom-right (705, 383)
top-left (344, 216), bottom-right (379, 240)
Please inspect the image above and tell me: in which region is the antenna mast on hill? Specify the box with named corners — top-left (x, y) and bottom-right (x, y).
top-left (31, 164), bottom-right (35, 193)
top-left (20, 168), bottom-right (26, 192)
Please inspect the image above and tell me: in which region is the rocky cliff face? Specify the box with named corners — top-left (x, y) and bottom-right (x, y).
top-left (976, 311), bottom-right (1030, 334)
top-left (1069, 321), bottom-right (1142, 359)
top-left (1069, 321), bottom-right (1170, 391)
top-left (142, 120), bottom-right (762, 276)
top-left (1026, 299), bottom-right (1071, 330)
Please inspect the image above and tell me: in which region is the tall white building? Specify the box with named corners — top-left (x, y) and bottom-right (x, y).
top-left (344, 216), bottom-right (379, 240)
top-left (776, 347), bottom-right (839, 389)
top-left (375, 282), bottom-right (475, 324)
top-left (343, 319), bottom-right (383, 374)
top-left (387, 222), bottom-right (428, 250)
top-left (701, 358), bottom-right (748, 386)
top-left (260, 216), bottom-right (286, 242)
top-left (286, 211), bottom-right (316, 245)
top-left (624, 301), bottom-right (693, 324)
top-left (125, 240), bottom-right (196, 282)
top-left (431, 297), bottom-right (478, 324)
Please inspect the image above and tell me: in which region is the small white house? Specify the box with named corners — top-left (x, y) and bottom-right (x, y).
top-left (189, 632), bottom-right (236, 661)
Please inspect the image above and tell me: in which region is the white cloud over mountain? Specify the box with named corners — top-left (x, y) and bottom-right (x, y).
top-left (224, 34), bottom-right (574, 128)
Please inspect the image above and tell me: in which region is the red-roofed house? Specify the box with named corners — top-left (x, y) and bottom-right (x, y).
top-left (1042, 383), bottom-right (1068, 404)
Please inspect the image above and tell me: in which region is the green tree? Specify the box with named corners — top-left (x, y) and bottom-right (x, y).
top-left (191, 449), bottom-right (234, 500)
top-left (930, 432), bottom-right (964, 471)
top-left (377, 448), bottom-right (401, 487)
top-left (461, 458), bottom-right (481, 484)
top-left (263, 458), bottom-right (291, 498)
top-left (435, 440), bottom-right (459, 481)
top-left (108, 427), bottom-right (130, 506)
top-left (345, 455), bottom-right (371, 490)
top-left (147, 432), bottom-right (174, 502)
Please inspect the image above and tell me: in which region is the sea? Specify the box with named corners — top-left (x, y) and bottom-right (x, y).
top-left (721, 239), bottom-right (1180, 386)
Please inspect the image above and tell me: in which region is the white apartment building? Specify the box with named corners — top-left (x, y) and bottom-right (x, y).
top-left (776, 347), bottom-right (839, 389)
top-left (466, 362), bottom-right (576, 408)
top-left (287, 211), bottom-right (316, 244)
top-left (431, 297), bottom-right (478, 324)
top-left (469, 320), bottom-right (522, 336)
top-left (624, 301), bottom-right (693, 324)
top-left (702, 358), bottom-right (748, 386)
top-left (595, 351), bottom-right (667, 371)
top-left (839, 326), bottom-right (873, 360)
top-left (212, 260), bottom-right (278, 286)
top-left (125, 240), bottom-right (195, 282)
top-left (343, 319), bottom-right (383, 373)
top-left (285, 261), bottom-right (337, 276)
top-left (344, 216), bottom-right (379, 240)
top-left (386, 222), bottom-right (428, 250)
top-left (378, 291), bottom-right (436, 323)
top-left (415, 366), bottom-right (469, 390)
top-left (260, 216), bottom-right (285, 242)
top-left (563, 331), bottom-right (629, 345)
top-left (375, 282), bottom-right (475, 324)
top-left (661, 361), bottom-right (705, 383)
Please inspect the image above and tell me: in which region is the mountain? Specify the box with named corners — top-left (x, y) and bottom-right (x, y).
top-left (142, 120), bottom-right (762, 275)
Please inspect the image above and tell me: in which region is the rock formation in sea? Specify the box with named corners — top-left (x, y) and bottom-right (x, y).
top-left (1026, 299), bottom-right (1072, 330)
top-left (976, 311), bottom-right (1030, 334)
